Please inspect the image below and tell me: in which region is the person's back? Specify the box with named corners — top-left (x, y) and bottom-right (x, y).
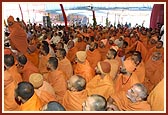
top-left (63, 75), bottom-right (88, 111)
top-left (16, 54), bottom-right (39, 81)
top-left (147, 78), bottom-right (164, 111)
top-left (15, 81), bottom-right (43, 111)
top-left (4, 70), bottom-right (20, 111)
top-left (4, 54), bottom-right (22, 83)
top-left (86, 61), bottom-right (115, 99)
top-left (29, 73), bottom-right (57, 105)
top-left (56, 48), bottom-right (73, 81)
top-left (74, 51), bottom-right (95, 83)
top-left (46, 57), bottom-right (67, 104)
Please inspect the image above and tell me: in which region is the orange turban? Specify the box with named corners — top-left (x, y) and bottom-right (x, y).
top-left (7, 15), bottom-right (14, 23)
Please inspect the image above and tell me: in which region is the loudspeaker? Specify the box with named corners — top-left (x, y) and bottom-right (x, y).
top-left (43, 16), bottom-right (51, 27)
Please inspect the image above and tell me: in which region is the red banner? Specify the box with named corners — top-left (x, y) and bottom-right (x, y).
top-left (60, 4), bottom-right (67, 29)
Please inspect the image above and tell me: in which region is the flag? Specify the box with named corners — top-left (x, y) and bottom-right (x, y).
top-left (60, 4), bottom-right (67, 29)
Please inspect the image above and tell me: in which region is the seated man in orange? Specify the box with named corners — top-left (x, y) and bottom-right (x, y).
top-left (38, 42), bottom-right (51, 80)
top-left (104, 48), bottom-right (119, 80)
top-left (4, 70), bottom-right (20, 111)
top-left (86, 61), bottom-right (115, 99)
top-left (56, 48), bottom-right (73, 81)
top-left (46, 57), bottom-right (67, 104)
top-left (29, 73), bottom-right (57, 105)
top-left (74, 51), bottom-right (95, 83)
top-left (86, 41), bottom-right (101, 70)
top-left (145, 40), bottom-right (164, 63)
top-left (114, 54), bottom-right (140, 93)
top-left (41, 101), bottom-right (66, 111)
top-left (97, 39), bottom-right (108, 61)
top-left (74, 36), bottom-right (87, 51)
top-left (4, 54), bottom-right (22, 83)
top-left (107, 83), bottom-right (151, 111)
top-left (66, 40), bottom-right (78, 64)
top-left (63, 75), bottom-right (88, 111)
top-left (25, 45), bottom-right (39, 68)
top-left (143, 51), bottom-right (164, 94)
top-left (16, 54), bottom-right (39, 81)
top-left (82, 94), bottom-right (107, 111)
top-left (6, 15), bottom-right (28, 54)
top-left (126, 51), bottom-right (145, 83)
top-left (14, 81), bottom-right (43, 111)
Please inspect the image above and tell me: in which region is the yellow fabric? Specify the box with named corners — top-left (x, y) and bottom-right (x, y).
top-left (20, 93), bottom-right (43, 111)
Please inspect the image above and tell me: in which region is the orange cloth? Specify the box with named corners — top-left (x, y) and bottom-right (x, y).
top-left (66, 46), bottom-right (78, 63)
top-left (8, 20), bottom-right (28, 54)
top-left (47, 69), bottom-right (67, 104)
top-left (143, 57), bottom-right (164, 94)
top-left (57, 57), bottom-right (73, 81)
top-left (115, 73), bottom-right (140, 93)
top-left (147, 78), bottom-right (164, 111)
top-left (86, 74), bottom-right (115, 100)
top-left (111, 91), bottom-right (151, 111)
top-left (75, 41), bottom-right (87, 51)
top-left (139, 34), bottom-right (148, 48)
top-left (35, 81), bottom-right (57, 105)
top-left (63, 90), bottom-right (88, 111)
top-left (38, 53), bottom-right (51, 75)
top-left (74, 60), bottom-right (95, 83)
top-left (98, 47), bottom-right (108, 61)
top-left (21, 60), bottom-right (39, 81)
top-left (145, 47), bottom-right (164, 63)
top-left (7, 65), bottom-right (23, 83)
top-left (20, 93), bottom-right (43, 111)
top-left (132, 61), bottom-right (145, 83)
top-left (25, 50), bottom-right (39, 68)
top-left (124, 37), bottom-right (131, 47)
top-left (86, 49), bottom-right (101, 70)
top-left (126, 56), bottom-right (145, 83)
top-left (135, 41), bottom-right (148, 62)
top-left (4, 70), bottom-right (20, 111)
top-left (104, 59), bottom-right (119, 80)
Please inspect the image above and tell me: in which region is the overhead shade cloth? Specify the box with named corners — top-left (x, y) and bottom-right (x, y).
top-left (150, 4), bottom-right (164, 29)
